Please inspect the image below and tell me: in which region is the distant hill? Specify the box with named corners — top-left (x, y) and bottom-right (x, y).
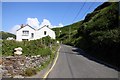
top-left (53, 2), bottom-right (119, 69)
top-left (0, 31), bottom-right (16, 40)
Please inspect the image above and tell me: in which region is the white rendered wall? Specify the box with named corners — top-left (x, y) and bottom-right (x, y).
top-left (36, 27), bottom-right (56, 39)
top-left (16, 26), bottom-right (35, 41)
top-left (16, 26), bottom-right (56, 41)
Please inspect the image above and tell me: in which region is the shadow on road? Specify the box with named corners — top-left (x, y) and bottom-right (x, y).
top-left (72, 47), bottom-right (119, 72)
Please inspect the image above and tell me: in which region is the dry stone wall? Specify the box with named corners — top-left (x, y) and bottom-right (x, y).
top-left (2, 55), bottom-right (50, 78)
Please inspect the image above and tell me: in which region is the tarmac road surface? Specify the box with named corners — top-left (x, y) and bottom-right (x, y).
top-left (47, 44), bottom-right (118, 78)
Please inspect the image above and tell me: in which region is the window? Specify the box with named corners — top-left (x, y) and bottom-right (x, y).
top-left (22, 31), bottom-right (29, 36)
top-left (31, 33), bottom-right (34, 38)
top-left (44, 31), bottom-right (47, 35)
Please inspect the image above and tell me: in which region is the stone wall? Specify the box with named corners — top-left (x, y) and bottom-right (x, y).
top-left (2, 55), bottom-right (50, 78)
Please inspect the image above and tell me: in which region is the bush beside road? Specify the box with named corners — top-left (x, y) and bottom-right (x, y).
top-left (1, 36), bottom-right (59, 78)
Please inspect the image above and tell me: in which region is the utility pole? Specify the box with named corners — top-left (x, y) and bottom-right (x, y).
top-left (69, 27), bottom-right (71, 42)
top-left (59, 29), bottom-right (61, 43)
top-left (59, 30), bottom-right (61, 36)
top-left (59, 28), bottom-right (61, 37)
top-left (41, 38), bottom-right (42, 44)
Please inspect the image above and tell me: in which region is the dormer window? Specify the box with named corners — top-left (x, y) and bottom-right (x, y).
top-left (22, 30), bottom-right (29, 36)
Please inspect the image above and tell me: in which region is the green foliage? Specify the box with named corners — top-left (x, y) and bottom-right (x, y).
top-left (94, 2), bottom-right (112, 11)
top-left (77, 2), bottom-right (119, 46)
top-left (52, 21), bottom-right (83, 43)
top-left (23, 68), bottom-right (37, 76)
top-left (2, 36), bottom-right (56, 56)
top-left (53, 2), bottom-right (119, 68)
top-left (42, 36), bottom-right (56, 46)
top-left (75, 2), bottom-right (119, 67)
top-left (0, 31), bottom-right (16, 40)
top-left (90, 29), bottom-right (120, 43)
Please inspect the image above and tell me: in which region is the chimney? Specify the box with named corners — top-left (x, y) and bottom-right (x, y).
top-left (46, 25), bottom-right (49, 27)
top-left (21, 24), bottom-right (24, 28)
top-left (26, 24), bottom-right (29, 26)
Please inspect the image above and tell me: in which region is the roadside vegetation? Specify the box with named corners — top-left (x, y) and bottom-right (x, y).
top-left (2, 36), bottom-right (58, 56)
top-left (0, 31), bottom-right (16, 40)
top-left (53, 2), bottom-right (119, 69)
top-left (2, 36), bottom-right (59, 76)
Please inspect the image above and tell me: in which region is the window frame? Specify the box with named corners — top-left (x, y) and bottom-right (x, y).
top-left (22, 30), bottom-right (29, 36)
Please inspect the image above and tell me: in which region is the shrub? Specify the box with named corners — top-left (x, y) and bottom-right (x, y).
top-left (23, 68), bottom-right (37, 76)
top-left (2, 36), bottom-right (56, 56)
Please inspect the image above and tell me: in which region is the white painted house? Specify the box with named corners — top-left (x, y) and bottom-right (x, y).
top-left (16, 24), bottom-right (55, 41)
top-left (7, 37), bottom-right (15, 40)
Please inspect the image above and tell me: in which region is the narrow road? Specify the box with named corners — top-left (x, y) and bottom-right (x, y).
top-left (47, 44), bottom-right (118, 78)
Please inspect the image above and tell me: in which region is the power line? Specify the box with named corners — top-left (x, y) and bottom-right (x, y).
top-left (72, 2), bottom-right (86, 22)
top-left (81, 2), bottom-right (95, 19)
top-left (68, 1), bottom-right (87, 41)
top-left (69, 1), bottom-right (95, 41)
top-left (69, 1), bottom-right (86, 41)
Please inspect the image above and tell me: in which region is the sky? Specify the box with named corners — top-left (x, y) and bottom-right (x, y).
top-left (2, 2), bottom-right (104, 34)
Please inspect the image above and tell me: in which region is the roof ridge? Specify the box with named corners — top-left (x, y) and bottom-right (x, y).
top-left (38, 25), bottom-right (51, 30)
top-left (16, 24), bottom-right (51, 31)
top-left (16, 24), bottom-right (36, 31)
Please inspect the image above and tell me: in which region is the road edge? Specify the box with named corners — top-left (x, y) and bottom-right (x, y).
top-left (42, 45), bottom-right (61, 79)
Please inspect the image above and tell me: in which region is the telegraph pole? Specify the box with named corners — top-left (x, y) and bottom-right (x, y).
top-left (41, 38), bottom-right (42, 44)
top-left (69, 27), bottom-right (71, 42)
top-left (59, 30), bottom-right (61, 36)
top-left (59, 29), bottom-right (61, 43)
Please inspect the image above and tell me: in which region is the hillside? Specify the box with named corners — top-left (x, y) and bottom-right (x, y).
top-left (53, 2), bottom-right (119, 69)
top-left (53, 20), bottom-right (83, 44)
top-left (0, 31), bottom-right (16, 40)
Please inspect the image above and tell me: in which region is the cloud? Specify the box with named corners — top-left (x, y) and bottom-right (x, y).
top-left (39, 19), bottom-right (53, 28)
top-left (39, 19), bottom-right (64, 28)
top-left (9, 25), bottom-right (21, 34)
top-left (26, 18), bottom-right (40, 29)
top-left (9, 18), bottom-right (64, 34)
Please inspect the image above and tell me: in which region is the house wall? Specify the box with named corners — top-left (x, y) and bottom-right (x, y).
top-left (16, 25), bottom-right (56, 41)
top-left (16, 26), bottom-right (35, 41)
top-left (36, 27), bottom-right (56, 39)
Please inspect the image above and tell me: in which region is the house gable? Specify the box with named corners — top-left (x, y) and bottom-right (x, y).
top-left (16, 24), bottom-right (56, 41)
top-left (38, 25), bottom-right (51, 31)
top-left (17, 24), bottom-right (36, 31)
top-left (16, 24), bottom-right (36, 41)
top-left (37, 25), bottom-right (55, 39)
